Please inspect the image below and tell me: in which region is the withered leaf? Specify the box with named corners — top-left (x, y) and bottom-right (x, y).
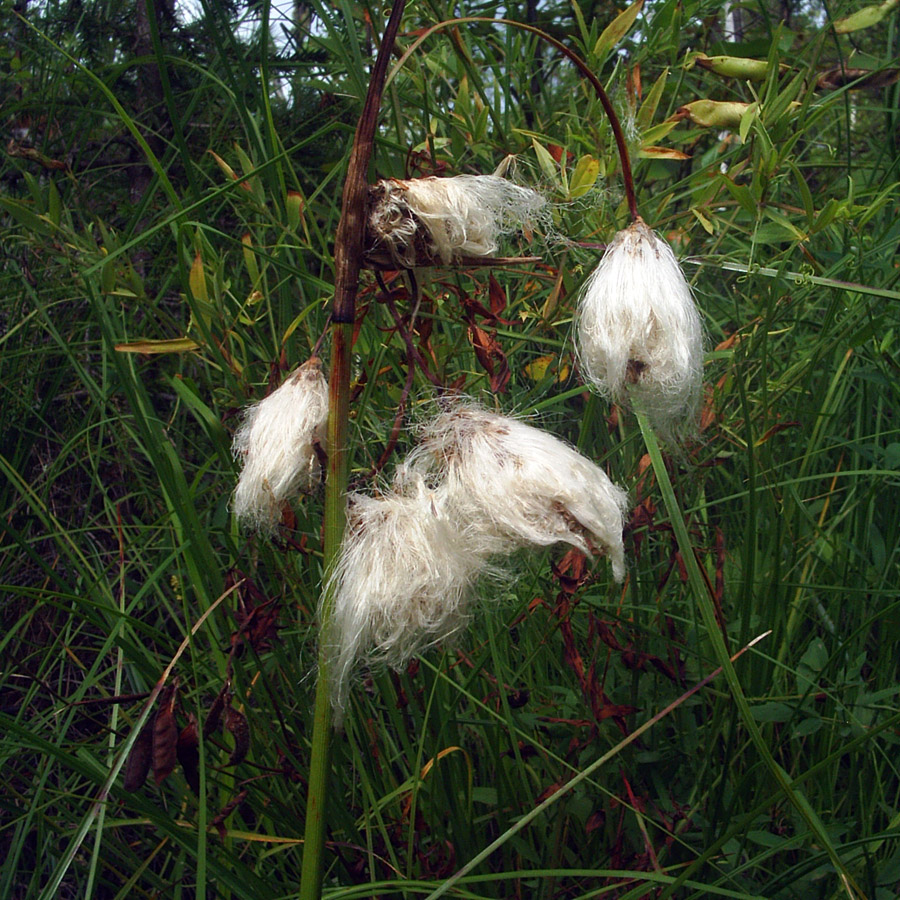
top-left (488, 274), bottom-right (507, 319)
top-left (123, 721), bottom-right (154, 791)
top-left (225, 707), bottom-right (250, 767)
top-left (177, 714), bottom-right (201, 795)
top-left (816, 67), bottom-right (900, 92)
top-left (152, 682), bottom-right (179, 785)
top-left (467, 322), bottom-right (510, 393)
top-left (204, 682), bottom-right (231, 738)
top-left (211, 789), bottom-right (249, 840)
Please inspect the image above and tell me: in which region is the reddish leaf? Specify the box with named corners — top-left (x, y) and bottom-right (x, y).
top-left (123, 721), bottom-right (153, 791)
top-left (225, 707), bottom-right (250, 767)
top-left (177, 715), bottom-right (200, 794)
top-left (535, 782), bottom-right (564, 803)
top-left (204, 682), bottom-right (230, 738)
top-left (488, 274), bottom-right (507, 318)
top-left (152, 682), bottom-right (179, 785)
top-left (467, 323), bottom-right (510, 393)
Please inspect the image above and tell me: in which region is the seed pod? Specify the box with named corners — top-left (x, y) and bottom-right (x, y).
top-left (366, 174), bottom-right (546, 266)
top-left (691, 53), bottom-right (780, 81)
top-left (576, 217), bottom-right (704, 434)
top-left (152, 683), bottom-right (180, 785)
top-left (676, 99), bottom-right (756, 129)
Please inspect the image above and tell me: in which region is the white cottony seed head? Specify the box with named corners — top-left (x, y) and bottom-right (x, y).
top-left (232, 357), bottom-right (329, 532)
top-left (576, 217), bottom-right (704, 432)
top-left (397, 401), bottom-right (629, 582)
top-left (325, 476), bottom-right (493, 722)
top-left (368, 174), bottom-right (547, 265)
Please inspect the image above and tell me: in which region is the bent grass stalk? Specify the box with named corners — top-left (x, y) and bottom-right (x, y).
top-left (634, 406), bottom-right (863, 900)
top-left (423, 631), bottom-right (772, 900)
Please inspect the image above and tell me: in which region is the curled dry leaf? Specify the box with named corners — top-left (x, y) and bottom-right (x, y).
top-left (225, 707), bottom-right (250, 766)
top-left (152, 682), bottom-right (180, 785)
top-left (212, 789), bottom-right (249, 840)
top-left (123, 721), bottom-right (154, 792)
top-left (204, 682), bottom-right (231, 738)
top-left (816, 67), bottom-right (900, 92)
top-left (177, 715), bottom-right (201, 795)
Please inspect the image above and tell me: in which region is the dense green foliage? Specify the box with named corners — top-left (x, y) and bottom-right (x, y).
top-left (2, 0), bottom-right (900, 897)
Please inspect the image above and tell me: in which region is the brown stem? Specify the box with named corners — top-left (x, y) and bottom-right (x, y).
top-left (390, 17), bottom-right (640, 221)
top-left (300, 3), bottom-right (408, 899)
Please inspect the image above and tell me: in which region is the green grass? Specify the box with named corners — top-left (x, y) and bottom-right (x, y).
top-left (2, 0), bottom-right (900, 897)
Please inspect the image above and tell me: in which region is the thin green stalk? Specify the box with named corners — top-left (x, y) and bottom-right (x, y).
top-left (634, 407), bottom-right (864, 900)
top-left (298, 2), bottom-right (408, 898)
top-left (423, 632), bottom-right (770, 900)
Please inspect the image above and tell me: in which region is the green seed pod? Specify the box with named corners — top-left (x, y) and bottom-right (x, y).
top-left (692, 53), bottom-right (778, 81)
top-left (676, 99), bottom-right (756, 129)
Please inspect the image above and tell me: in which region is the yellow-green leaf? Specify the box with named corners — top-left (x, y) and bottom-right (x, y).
top-left (532, 138), bottom-right (559, 184)
top-left (115, 338), bottom-right (201, 354)
top-left (690, 207), bottom-right (715, 234)
top-left (594, 0), bottom-right (644, 61)
top-left (641, 119), bottom-right (679, 146)
top-left (638, 146), bottom-right (690, 160)
top-left (524, 354), bottom-right (570, 382)
top-left (739, 104), bottom-right (758, 143)
top-left (189, 253), bottom-right (208, 303)
top-left (637, 68), bottom-right (669, 130)
top-left (241, 233), bottom-right (260, 286)
top-left (568, 155), bottom-right (600, 199)
top-left (207, 149), bottom-right (238, 181)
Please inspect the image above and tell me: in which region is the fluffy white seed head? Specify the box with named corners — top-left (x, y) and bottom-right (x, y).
top-left (397, 401), bottom-right (629, 582)
top-left (368, 174), bottom-right (547, 265)
top-left (576, 217), bottom-right (704, 432)
top-left (232, 357), bottom-right (329, 532)
top-left (325, 476), bottom-right (493, 721)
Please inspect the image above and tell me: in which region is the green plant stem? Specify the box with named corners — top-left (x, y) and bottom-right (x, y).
top-left (388, 17), bottom-right (640, 220)
top-left (424, 631), bottom-right (770, 900)
top-left (633, 407), bottom-right (863, 900)
top-left (298, 2), bottom-right (408, 898)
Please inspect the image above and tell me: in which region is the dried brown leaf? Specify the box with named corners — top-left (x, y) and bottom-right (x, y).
top-left (123, 721), bottom-right (153, 792)
top-left (225, 707), bottom-right (250, 767)
top-left (177, 714), bottom-right (200, 795)
top-left (152, 682), bottom-right (179, 785)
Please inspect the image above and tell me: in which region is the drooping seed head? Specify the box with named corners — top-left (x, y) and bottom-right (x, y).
top-left (367, 174), bottom-right (546, 266)
top-left (325, 476), bottom-right (494, 722)
top-left (232, 357), bottom-right (329, 532)
top-left (576, 217), bottom-right (704, 433)
top-left (397, 401), bottom-right (629, 581)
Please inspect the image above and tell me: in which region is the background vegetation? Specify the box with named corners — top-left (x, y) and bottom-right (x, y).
top-left (2, 0), bottom-right (900, 896)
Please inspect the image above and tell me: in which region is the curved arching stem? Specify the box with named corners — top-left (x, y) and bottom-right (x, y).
top-left (388, 17), bottom-right (640, 221)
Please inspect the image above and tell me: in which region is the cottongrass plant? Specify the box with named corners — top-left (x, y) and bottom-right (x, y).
top-left (325, 474), bottom-right (499, 721)
top-left (232, 357), bottom-right (329, 531)
top-left (325, 399), bottom-right (629, 718)
top-left (367, 174), bottom-right (547, 266)
top-left (399, 402), bottom-right (629, 581)
top-left (576, 217), bottom-right (704, 433)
